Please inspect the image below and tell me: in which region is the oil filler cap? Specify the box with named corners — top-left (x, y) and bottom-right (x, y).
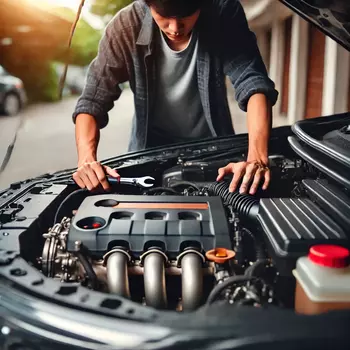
top-left (206, 248), bottom-right (236, 264)
top-left (308, 245), bottom-right (350, 268)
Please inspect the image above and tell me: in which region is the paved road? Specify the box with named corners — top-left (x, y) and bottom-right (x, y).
top-left (0, 88), bottom-right (134, 190)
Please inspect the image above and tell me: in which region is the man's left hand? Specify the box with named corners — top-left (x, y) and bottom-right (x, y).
top-left (216, 159), bottom-right (270, 195)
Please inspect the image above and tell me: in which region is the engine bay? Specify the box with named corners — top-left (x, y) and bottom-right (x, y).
top-left (1, 118), bottom-right (350, 319)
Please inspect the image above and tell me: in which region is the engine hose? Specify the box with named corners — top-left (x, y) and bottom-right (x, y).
top-left (241, 229), bottom-right (268, 278)
top-left (245, 259), bottom-right (268, 278)
top-left (53, 188), bottom-right (88, 225)
top-left (242, 228), bottom-right (267, 261)
top-left (75, 251), bottom-right (98, 290)
top-left (206, 275), bottom-right (257, 305)
top-left (169, 181), bottom-right (200, 191)
top-left (145, 187), bottom-right (179, 195)
top-left (208, 182), bottom-right (259, 220)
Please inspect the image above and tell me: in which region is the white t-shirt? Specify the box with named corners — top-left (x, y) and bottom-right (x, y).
top-left (150, 29), bottom-right (212, 142)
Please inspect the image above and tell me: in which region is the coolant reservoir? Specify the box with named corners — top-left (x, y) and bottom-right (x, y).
top-left (293, 245), bottom-right (350, 315)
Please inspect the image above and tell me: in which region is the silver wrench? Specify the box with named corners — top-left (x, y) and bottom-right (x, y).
top-left (108, 176), bottom-right (155, 188)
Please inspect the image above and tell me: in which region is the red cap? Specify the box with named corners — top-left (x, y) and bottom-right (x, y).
top-left (308, 245), bottom-right (350, 268)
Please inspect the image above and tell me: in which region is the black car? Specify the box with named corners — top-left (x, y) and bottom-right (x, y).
top-left (1, 1), bottom-right (350, 349)
top-left (0, 64), bottom-right (27, 116)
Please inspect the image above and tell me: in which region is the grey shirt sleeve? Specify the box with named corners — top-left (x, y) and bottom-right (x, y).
top-left (72, 18), bottom-right (128, 129)
top-left (221, 0), bottom-right (278, 112)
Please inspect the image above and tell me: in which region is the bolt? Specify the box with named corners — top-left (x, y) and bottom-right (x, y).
top-left (3, 232), bottom-right (9, 236)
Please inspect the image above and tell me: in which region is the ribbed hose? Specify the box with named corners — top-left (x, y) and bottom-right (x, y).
top-left (242, 228), bottom-right (267, 260)
top-left (209, 182), bottom-right (259, 220)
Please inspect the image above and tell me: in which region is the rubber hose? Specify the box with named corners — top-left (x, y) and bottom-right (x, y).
top-left (242, 228), bottom-right (267, 260)
top-left (53, 188), bottom-right (87, 225)
top-left (245, 259), bottom-right (268, 278)
top-left (209, 182), bottom-right (259, 220)
top-left (146, 187), bottom-right (179, 195)
top-left (75, 252), bottom-right (98, 290)
top-left (206, 275), bottom-right (256, 305)
top-left (169, 181), bottom-right (200, 190)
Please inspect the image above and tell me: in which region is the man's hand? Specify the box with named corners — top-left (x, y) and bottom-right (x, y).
top-left (73, 161), bottom-right (120, 191)
top-left (74, 114), bottom-right (120, 191)
top-left (217, 93), bottom-right (272, 195)
top-left (217, 159), bottom-right (270, 195)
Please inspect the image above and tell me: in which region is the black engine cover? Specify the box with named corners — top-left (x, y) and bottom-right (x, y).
top-left (67, 194), bottom-right (231, 259)
top-left (257, 197), bottom-right (349, 276)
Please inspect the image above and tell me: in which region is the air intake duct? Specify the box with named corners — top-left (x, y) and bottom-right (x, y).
top-left (208, 181), bottom-right (259, 220)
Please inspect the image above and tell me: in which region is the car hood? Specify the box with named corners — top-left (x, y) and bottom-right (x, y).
top-left (280, 0), bottom-right (350, 51)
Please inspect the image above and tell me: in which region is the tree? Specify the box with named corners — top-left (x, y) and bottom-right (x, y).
top-left (16, 6), bottom-right (103, 102)
top-left (53, 7), bottom-right (102, 67)
top-left (90, 0), bottom-right (133, 22)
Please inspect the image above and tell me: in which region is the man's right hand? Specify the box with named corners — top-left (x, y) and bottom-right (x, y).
top-left (73, 161), bottom-right (120, 191)
top-left (74, 114), bottom-right (119, 191)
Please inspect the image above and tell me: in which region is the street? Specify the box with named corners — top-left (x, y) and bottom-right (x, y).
top-left (0, 88), bottom-right (134, 190)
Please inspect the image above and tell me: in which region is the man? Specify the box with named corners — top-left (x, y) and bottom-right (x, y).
top-left (72, 0), bottom-right (278, 195)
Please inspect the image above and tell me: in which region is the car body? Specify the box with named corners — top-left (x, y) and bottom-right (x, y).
top-left (1, 1), bottom-right (350, 349)
top-left (0, 65), bottom-right (27, 116)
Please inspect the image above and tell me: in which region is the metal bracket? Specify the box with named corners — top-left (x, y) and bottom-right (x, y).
top-left (140, 248), bottom-right (168, 267)
top-left (176, 249), bottom-right (205, 268)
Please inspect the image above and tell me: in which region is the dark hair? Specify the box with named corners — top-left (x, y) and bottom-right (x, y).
top-left (144, 0), bottom-right (203, 18)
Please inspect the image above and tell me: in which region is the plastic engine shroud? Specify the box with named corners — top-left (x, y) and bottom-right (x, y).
top-left (67, 194), bottom-right (231, 259)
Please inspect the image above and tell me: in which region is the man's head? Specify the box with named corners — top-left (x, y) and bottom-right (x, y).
top-left (145, 0), bottom-right (202, 43)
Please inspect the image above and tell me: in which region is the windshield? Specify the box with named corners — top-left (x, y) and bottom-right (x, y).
top-left (0, 0), bottom-right (346, 191)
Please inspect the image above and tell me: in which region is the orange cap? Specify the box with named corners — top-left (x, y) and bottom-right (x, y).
top-left (206, 248), bottom-right (236, 264)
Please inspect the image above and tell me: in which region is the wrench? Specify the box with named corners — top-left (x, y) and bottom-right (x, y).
top-left (108, 176), bottom-right (155, 188)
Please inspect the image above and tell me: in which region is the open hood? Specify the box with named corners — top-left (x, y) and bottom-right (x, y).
top-left (280, 0), bottom-right (350, 51)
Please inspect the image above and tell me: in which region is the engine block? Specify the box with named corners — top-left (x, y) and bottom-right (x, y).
top-left (67, 194), bottom-right (231, 259)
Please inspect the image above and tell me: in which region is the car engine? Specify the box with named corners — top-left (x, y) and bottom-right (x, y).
top-left (32, 153), bottom-right (347, 312)
top-left (1, 118), bottom-right (350, 317)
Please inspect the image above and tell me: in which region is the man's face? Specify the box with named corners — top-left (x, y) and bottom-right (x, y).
top-left (150, 7), bottom-right (200, 43)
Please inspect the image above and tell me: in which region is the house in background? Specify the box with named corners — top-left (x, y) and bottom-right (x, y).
top-left (229, 0), bottom-right (350, 132)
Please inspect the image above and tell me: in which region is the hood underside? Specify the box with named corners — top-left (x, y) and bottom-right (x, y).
top-left (280, 0), bottom-right (350, 51)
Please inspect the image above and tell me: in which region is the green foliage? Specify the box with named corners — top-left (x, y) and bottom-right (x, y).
top-left (1, 4), bottom-right (108, 102)
top-left (23, 7), bottom-right (103, 102)
top-left (41, 62), bottom-right (61, 102)
top-left (3, 61), bottom-right (61, 103)
top-left (90, 0), bottom-right (133, 18)
top-left (23, 62), bottom-right (60, 102)
top-left (53, 7), bottom-right (102, 67)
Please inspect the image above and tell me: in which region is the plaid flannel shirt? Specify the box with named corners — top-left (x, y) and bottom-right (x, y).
top-left (72, 0), bottom-right (278, 152)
